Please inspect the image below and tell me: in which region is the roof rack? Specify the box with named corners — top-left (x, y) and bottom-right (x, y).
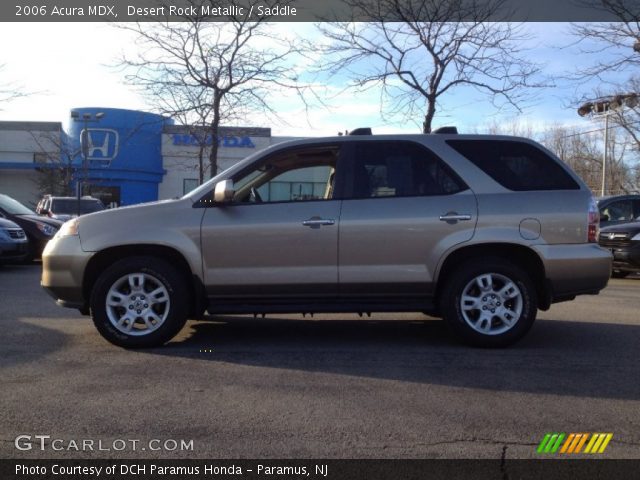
top-left (348, 128), bottom-right (372, 136)
top-left (432, 126), bottom-right (458, 134)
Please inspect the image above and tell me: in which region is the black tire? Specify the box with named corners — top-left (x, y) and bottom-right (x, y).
top-left (611, 270), bottom-right (630, 279)
top-left (439, 257), bottom-right (537, 347)
top-left (90, 256), bottom-right (189, 348)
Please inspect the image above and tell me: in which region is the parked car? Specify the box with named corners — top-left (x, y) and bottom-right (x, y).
top-left (36, 195), bottom-right (105, 222)
top-left (598, 220), bottom-right (640, 278)
top-left (42, 130), bottom-right (611, 349)
top-left (597, 194), bottom-right (640, 228)
top-left (0, 194), bottom-right (62, 261)
top-left (0, 218), bottom-right (29, 264)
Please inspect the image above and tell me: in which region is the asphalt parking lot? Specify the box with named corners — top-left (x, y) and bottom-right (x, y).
top-left (1, 264), bottom-right (639, 459)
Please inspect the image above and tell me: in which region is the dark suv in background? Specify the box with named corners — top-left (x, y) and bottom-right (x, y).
top-left (598, 194), bottom-right (640, 227)
top-left (43, 132), bottom-right (611, 349)
top-left (599, 221), bottom-right (640, 278)
top-left (0, 194), bottom-right (62, 261)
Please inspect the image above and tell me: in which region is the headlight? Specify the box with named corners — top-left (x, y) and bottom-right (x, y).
top-left (632, 232), bottom-right (640, 241)
top-left (35, 221), bottom-right (58, 237)
top-left (55, 218), bottom-right (79, 238)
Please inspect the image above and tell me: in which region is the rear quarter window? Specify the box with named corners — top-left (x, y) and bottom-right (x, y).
top-left (447, 140), bottom-right (580, 191)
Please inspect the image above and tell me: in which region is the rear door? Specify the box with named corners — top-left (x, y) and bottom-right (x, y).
top-left (338, 140), bottom-right (477, 297)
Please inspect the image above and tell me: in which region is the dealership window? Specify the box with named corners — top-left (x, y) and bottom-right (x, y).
top-left (183, 178), bottom-right (199, 195)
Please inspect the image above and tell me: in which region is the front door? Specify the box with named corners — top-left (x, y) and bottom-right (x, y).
top-left (200, 144), bottom-right (344, 299)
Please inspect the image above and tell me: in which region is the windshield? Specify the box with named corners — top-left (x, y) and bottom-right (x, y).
top-left (52, 199), bottom-right (104, 214)
top-left (0, 194), bottom-right (35, 215)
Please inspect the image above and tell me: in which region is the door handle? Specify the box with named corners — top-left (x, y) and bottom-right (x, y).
top-left (302, 217), bottom-right (335, 228)
top-left (439, 213), bottom-right (472, 222)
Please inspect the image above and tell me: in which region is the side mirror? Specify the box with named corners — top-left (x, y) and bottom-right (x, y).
top-left (214, 179), bottom-right (235, 203)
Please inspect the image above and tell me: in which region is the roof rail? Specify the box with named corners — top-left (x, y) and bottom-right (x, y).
top-left (348, 127), bottom-right (372, 136)
top-left (432, 126), bottom-right (458, 134)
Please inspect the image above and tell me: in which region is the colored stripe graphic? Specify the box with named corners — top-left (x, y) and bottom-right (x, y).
top-left (574, 433), bottom-right (589, 453)
top-left (560, 433), bottom-right (575, 453)
top-left (538, 433), bottom-right (613, 454)
top-left (537, 433), bottom-right (552, 453)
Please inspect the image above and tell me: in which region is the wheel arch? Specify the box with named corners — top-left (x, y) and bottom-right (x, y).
top-left (435, 242), bottom-right (551, 311)
top-left (82, 244), bottom-right (206, 318)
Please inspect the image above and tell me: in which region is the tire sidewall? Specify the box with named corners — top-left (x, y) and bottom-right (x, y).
top-left (90, 257), bottom-right (189, 348)
top-left (442, 259), bottom-right (537, 347)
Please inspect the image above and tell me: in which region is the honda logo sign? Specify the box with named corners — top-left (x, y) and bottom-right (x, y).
top-left (82, 128), bottom-right (119, 163)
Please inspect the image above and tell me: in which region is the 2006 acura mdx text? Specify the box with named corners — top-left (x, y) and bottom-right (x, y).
top-left (42, 130), bottom-right (612, 348)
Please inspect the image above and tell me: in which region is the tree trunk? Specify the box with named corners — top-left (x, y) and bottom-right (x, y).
top-left (422, 97), bottom-right (436, 134)
top-left (198, 146), bottom-right (204, 184)
top-left (208, 95), bottom-right (222, 179)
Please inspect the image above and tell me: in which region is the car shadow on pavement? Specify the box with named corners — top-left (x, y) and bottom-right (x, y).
top-left (148, 315), bottom-right (640, 400)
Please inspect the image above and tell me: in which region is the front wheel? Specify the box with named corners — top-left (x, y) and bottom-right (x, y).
top-left (440, 258), bottom-right (537, 347)
top-left (90, 257), bottom-right (189, 348)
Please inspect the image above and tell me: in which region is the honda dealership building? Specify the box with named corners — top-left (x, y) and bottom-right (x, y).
top-left (0, 107), bottom-right (296, 208)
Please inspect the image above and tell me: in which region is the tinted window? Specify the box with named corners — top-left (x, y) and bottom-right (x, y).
top-left (347, 141), bottom-right (466, 199)
top-left (52, 199), bottom-right (104, 214)
top-left (447, 140), bottom-right (580, 191)
top-left (601, 200), bottom-right (634, 223)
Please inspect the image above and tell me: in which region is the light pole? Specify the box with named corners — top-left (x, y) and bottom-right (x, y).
top-left (70, 111), bottom-right (104, 216)
top-left (577, 93), bottom-right (638, 197)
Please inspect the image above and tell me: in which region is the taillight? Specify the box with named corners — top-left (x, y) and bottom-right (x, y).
top-left (587, 196), bottom-right (599, 243)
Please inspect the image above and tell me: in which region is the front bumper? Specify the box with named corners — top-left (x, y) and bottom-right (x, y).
top-left (609, 241), bottom-right (640, 272)
top-left (41, 235), bottom-right (93, 309)
top-left (0, 239), bottom-right (29, 262)
top-left (533, 243), bottom-right (612, 301)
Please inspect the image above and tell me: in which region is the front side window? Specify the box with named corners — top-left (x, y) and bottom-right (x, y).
top-left (231, 145), bottom-right (339, 204)
top-left (346, 141), bottom-right (466, 199)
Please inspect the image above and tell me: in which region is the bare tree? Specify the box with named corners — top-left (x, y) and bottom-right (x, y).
top-left (570, 4), bottom-right (640, 193)
top-left (28, 128), bottom-right (78, 197)
top-left (0, 64), bottom-right (28, 107)
top-left (571, 1), bottom-right (640, 81)
top-left (118, 0), bottom-right (304, 179)
top-left (316, 0), bottom-right (543, 133)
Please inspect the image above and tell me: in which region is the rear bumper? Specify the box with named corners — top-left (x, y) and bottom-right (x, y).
top-left (533, 243), bottom-right (612, 300)
top-left (41, 235), bottom-right (93, 309)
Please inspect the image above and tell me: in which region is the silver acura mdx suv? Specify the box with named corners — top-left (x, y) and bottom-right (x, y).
top-left (42, 130), bottom-right (612, 348)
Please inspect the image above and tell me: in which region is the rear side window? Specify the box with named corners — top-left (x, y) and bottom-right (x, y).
top-left (346, 141), bottom-right (467, 199)
top-left (447, 140), bottom-right (580, 191)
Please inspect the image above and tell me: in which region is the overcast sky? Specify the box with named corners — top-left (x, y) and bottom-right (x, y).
top-left (0, 22), bottom-right (620, 137)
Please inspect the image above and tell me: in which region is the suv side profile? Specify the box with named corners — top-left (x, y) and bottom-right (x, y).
top-left (42, 132), bottom-right (611, 348)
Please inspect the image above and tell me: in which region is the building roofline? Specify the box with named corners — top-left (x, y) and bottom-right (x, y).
top-left (0, 121), bottom-right (62, 132)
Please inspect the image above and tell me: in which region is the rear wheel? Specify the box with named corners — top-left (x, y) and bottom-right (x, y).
top-left (90, 256), bottom-right (189, 348)
top-left (440, 258), bottom-right (537, 347)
